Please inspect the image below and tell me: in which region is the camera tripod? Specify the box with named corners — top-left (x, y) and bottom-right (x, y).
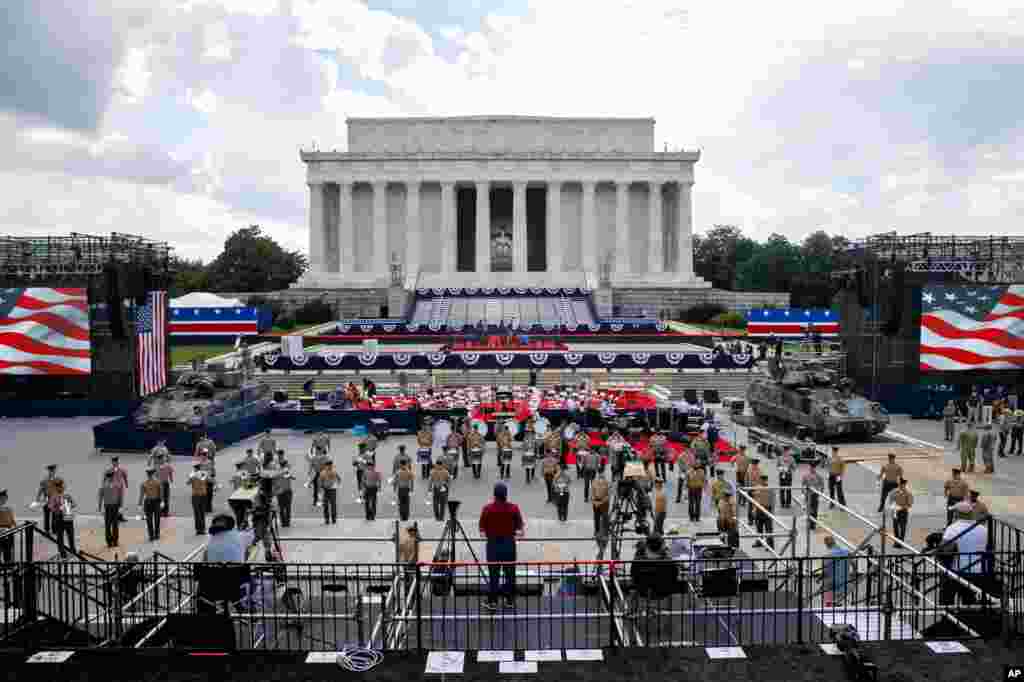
top-left (605, 481), bottom-right (650, 561)
top-left (430, 500), bottom-right (487, 596)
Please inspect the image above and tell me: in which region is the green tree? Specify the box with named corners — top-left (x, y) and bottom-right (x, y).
top-left (206, 225), bottom-right (308, 292)
top-left (800, 230), bottom-right (835, 274)
top-left (693, 224), bottom-right (757, 289)
top-left (735, 233), bottom-right (802, 291)
top-left (169, 256), bottom-right (210, 297)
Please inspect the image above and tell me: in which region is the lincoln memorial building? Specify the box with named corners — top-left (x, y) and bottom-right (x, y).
top-left (296, 116), bottom-right (708, 313)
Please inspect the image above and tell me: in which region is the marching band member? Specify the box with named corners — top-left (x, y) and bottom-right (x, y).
top-left (496, 423), bottom-right (514, 480)
top-left (467, 425), bottom-right (485, 479)
top-left (258, 429), bottom-right (277, 461)
top-left (187, 463), bottom-right (209, 535)
top-left (273, 452), bottom-right (295, 527)
top-left (148, 440), bottom-right (170, 469)
top-left (50, 488), bottom-right (77, 558)
top-left (320, 458), bottom-right (340, 525)
top-left (36, 464), bottom-right (64, 534)
top-left (138, 468), bottom-right (163, 542)
top-left (353, 443), bottom-right (369, 502)
top-left (416, 422), bottom-right (434, 480)
top-left (429, 459), bottom-right (451, 522)
top-left (158, 455), bottom-right (175, 516)
top-left (553, 466), bottom-right (571, 522)
top-left (308, 443), bottom-right (329, 508)
top-left (98, 471), bottom-right (122, 548)
top-left (241, 448), bottom-right (262, 477)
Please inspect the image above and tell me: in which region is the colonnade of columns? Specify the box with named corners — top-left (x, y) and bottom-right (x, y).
top-left (306, 179), bottom-right (693, 281)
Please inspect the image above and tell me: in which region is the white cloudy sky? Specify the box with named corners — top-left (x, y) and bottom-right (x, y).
top-left (2, 0), bottom-right (1023, 262)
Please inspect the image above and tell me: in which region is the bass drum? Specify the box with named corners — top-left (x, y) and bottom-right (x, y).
top-left (472, 420), bottom-right (489, 437)
top-left (502, 420), bottom-right (520, 438)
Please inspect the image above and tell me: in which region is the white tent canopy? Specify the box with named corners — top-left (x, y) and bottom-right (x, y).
top-left (170, 292), bottom-right (244, 308)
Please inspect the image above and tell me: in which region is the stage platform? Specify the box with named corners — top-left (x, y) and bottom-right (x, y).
top-left (0, 641), bottom-right (1017, 681)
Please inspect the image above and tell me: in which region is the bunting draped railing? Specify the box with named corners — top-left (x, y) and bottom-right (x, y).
top-left (260, 349), bottom-right (755, 372)
top-left (329, 319), bottom-right (669, 335)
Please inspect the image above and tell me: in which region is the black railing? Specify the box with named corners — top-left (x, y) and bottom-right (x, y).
top-left (1, 551), bottom-right (1020, 651)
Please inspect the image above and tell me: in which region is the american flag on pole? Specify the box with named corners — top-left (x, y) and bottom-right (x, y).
top-left (136, 291), bottom-right (168, 395)
top-left (920, 284), bottom-right (1024, 371)
top-left (0, 288), bottom-right (90, 375)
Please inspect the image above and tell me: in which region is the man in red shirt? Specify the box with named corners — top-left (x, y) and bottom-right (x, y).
top-left (478, 482), bottom-right (525, 611)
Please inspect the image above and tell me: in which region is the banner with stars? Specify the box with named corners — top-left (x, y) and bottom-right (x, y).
top-left (745, 308), bottom-right (839, 337)
top-left (920, 285), bottom-right (1024, 371)
top-left (169, 306), bottom-right (264, 336)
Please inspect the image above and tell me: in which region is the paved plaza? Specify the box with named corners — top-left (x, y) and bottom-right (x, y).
top-left (3, 410), bottom-right (1022, 564)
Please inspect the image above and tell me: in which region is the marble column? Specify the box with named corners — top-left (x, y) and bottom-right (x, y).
top-left (307, 182), bottom-right (325, 274)
top-left (547, 182), bottom-right (561, 273)
top-left (513, 181), bottom-right (527, 273)
top-left (677, 181), bottom-right (694, 276)
top-left (373, 181), bottom-right (388, 279)
top-left (614, 181), bottom-right (629, 274)
top-left (405, 181), bottom-right (421, 279)
top-left (338, 182), bottom-right (353, 275)
top-left (648, 181), bottom-right (663, 274)
top-left (581, 181), bottom-right (596, 272)
top-left (475, 181), bottom-right (490, 273)
top-left (441, 182), bottom-right (455, 274)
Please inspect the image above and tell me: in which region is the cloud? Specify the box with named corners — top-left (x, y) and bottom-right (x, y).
top-left (0, 1), bottom-right (153, 131)
top-left (3, 0), bottom-right (1024, 265)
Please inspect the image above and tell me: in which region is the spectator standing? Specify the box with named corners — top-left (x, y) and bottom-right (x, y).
top-left (479, 483), bottom-right (525, 611)
top-left (822, 535), bottom-right (850, 607)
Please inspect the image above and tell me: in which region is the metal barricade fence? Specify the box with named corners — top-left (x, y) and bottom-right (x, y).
top-left (1, 552), bottom-right (1020, 651)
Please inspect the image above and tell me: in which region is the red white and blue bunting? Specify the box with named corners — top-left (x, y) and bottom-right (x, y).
top-left (260, 350), bottom-right (756, 372)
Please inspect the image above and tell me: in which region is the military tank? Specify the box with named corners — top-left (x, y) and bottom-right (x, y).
top-left (745, 359), bottom-right (889, 440)
top-left (134, 371), bottom-right (272, 429)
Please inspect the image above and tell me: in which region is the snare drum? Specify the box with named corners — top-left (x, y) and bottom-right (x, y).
top-left (417, 449), bottom-right (431, 463)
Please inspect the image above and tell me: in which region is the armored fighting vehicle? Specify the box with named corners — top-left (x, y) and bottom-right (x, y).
top-left (134, 371), bottom-right (272, 429)
top-left (746, 359), bottom-right (889, 440)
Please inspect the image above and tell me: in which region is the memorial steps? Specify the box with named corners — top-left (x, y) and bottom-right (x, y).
top-left (410, 294), bottom-right (595, 329)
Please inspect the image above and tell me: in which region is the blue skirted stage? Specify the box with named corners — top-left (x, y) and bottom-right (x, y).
top-left (92, 407), bottom-right (420, 454)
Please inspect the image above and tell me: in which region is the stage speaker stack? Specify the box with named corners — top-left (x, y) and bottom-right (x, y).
top-left (103, 264), bottom-right (125, 339)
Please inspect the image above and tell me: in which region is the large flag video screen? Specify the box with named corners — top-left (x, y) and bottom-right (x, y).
top-left (920, 284), bottom-right (1024, 371)
top-left (0, 288), bottom-right (91, 375)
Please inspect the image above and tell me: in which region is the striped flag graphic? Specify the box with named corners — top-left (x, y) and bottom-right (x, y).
top-left (0, 287), bottom-right (91, 375)
top-left (920, 284), bottom-right (1024, 371)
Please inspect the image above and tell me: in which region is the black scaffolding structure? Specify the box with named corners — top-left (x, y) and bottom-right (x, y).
top-left (0, 233), bottom-right (173, 404)
top-left (832, 233), bottom-right (1024, 398)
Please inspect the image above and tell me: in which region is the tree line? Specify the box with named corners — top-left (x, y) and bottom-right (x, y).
top-left (694, 225), bottom-right (854, 307)
top-left (172, 223), bottom-right (847, 307)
